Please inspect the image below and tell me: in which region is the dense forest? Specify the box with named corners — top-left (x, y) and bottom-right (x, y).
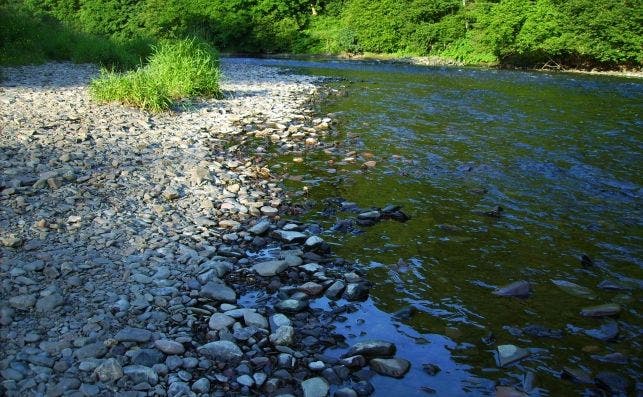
top-left (1, 0), bottom-right (642, 69)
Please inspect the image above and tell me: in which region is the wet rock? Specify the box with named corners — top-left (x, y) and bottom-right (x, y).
top-left (352, 381), bottom-right (374, 396)
top-left (597, 280), bottom-right (632, 291)
top-left (154, 340), bottom-right (185, 355)
top-left (335, 388), bottom-right (358, 397)
top-left (357, 211), bottom-right (380, 221)
top-left (561, 367), bottom-right (593, 384)
top-left (276, 299), bottom-right (308, 313)
top-left (422, 363), bottom-right (441, 375)
top-left (345, 283), bottom-right (370, 301)
top-left (305, 235), bottom-right (324, 248)
top-left (522, 324), bottom-right (563, 339)
top-left (325, 280), bottom-right (346, 299)
top-left (208, 313), bottom-right (236, 330)
top-left (200, 281), bottom-right (237, 303)
top-left (197, 341), bottom-right (243, 363)
top-left (237, 374), bottom-right (255, 387)
top-left (339, 355), bottom-right (366, 369)
top-left (492, 280), bottom-right (531, 298)
top-left (580, 254), bottom-right (593, 268)
top-left (584, 321), bottom-right (619, 341)
top-left (191, 377), bottom-right (210, 393)
top-left (93, 358), bottom-right (123, 382)
top-left (301, 376), bottom-right (329, 397)
top-left (495, 386), bottom-right (528, 397)
top-left (253, 260), bottom-right (289, 276)
top-left (595, 371), bottom-right (629, 393)
top-left (551, 279), bottom-right (596, 299)
top-left (298, 281), bottom-right (324, 296)
top-left (591, 352), bottom-right (627, 364)
top-left (244, 311), bottom-right (268, 328)
top-left (369, 358), bottom-right (410, 378)
top-left (114, 327), bottom-right (152, 343)
top-left (580, 303), bottom-right (621, 317)
top-left (496, 344), bottom-right (529, 367)
top-left (343, 341), bottom-right (396, 359)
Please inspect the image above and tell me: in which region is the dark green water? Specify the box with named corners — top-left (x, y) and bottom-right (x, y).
top-left (241, 59), bottom-right (643, 395)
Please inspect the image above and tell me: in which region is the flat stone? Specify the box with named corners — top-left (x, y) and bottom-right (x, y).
top-left (200, 281), bottom-right (237, 303)
top-left (345, 283), bottom-right (369, 301)
top-left (9, 294), bottom-right (36, 310)
top-left (580, 303), bottom-right (621, 317)
top-left (197, 341), bottom-right (243, 363)
top-left (298, 282), bottom-right (324, 296)
top-left (301, 376), bottom-right (329, 397)
top-left (260, 206), bottom-right (278, 216)
top-left (237, 374), bottom-right (254, 387)
top-left (584, 322), bottom-right (619, 341)
top-left (131, 349), bottom-right (164, 367)
top-left (252, 260), bottom-right (288, 276)
top-left (93, 358), bottom-right (123, 382)
top-left (342, 340), bottom-right (396, 359)
top-left (357, 211), bottom-right (380, 220)
top-left (325, 280), bottom-right (345, 299)
top-left (270, 325), bottom-right (295, 346)
top-left (369, 357), bottom-right (411, 378)
top-left (154, 340), bottom-right (185, 355)
top-left (492, 280), bottom-right (531, 298)
top-left (208, 313), bottom-right (235, 330)
top-left (551, 279), bottom-right (596, 299)
top-left (496, 344), bottom-right (530, 367)
top-left (191, 377), bottom-right (210, 393)
top-left (271, 230), bottom-right (307, 243)
top-left (73, 343), bottom-right (107, 360)
top-left (114, 327), bottom-right (152, 343)
top-left (305, 236), bottom-right (324, 247)
top-left (270, 313), bottom-right (292, 331)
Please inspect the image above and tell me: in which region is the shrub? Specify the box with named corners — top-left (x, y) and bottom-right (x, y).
top-left (90, 38), bottom-right (222, 112)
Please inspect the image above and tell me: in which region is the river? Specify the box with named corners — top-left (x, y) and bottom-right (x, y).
top-left (233, 58), bottom-right (642, 396)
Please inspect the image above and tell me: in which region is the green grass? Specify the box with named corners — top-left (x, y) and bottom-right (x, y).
top-left (89, 39), bottom-right (222, 112)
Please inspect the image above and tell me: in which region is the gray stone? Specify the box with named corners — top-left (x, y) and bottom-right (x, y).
top-left (584, 322), bottom-right (619, 341)
top-left (114, 327), bottom-right (152, 343)
top-left (167, 381), bottom-right (193, 397)
top-left (123, 365), bottom-right (158, 385)
top-left (154, 340), bottom-right (185, 355)
top-left (243, 311), bottom-right (268, 329)
top-left (276, 299), bottom-right (308, 313)
top-left (325, 280), bottom-right (345, 299)
top-left (270, 313), bottom-right (292, 331)
top-left (237, 374), bottom-right (254, 387)
top-left (369, 358), bottom-right (411, 378)
top-left (252, 260), bottom-right (288, 276)
top-left (74, 343), bottom-right (107, 360)
top-left (301, 377), bottom-right (329, 397)
top-left (305, 236), bottom-right (324, 248)
top-left (93, 358), bottom-right (123, 382)
top-left (551, 279), bottom-right (596, 300)
top-left (35, 293), bottom-right (64, 312)
top-left (191, 377), bottom-right (210, 393)
top-left (342, 340), bottom-right (396, 359)
top-left (9, 294), bottom-right (36, 310)
top-left (249, 219), bottom-right (271, 235)
top-left (200, 282), bottom-right (237, 303)
top-left (197, 341), bottom-right (243, 363)
top-left (271, 230), bottom-right (307, 243)
top-left (298, 282), bottom-right (324, 296)
top-left (131, 349), bottom-right (164, 367)
top-left (270, 326), bottom-right (295, 346)
top-left (335, 387), bottom-right (358, 397)
top-left (208, 313), bottom-right (235, 330)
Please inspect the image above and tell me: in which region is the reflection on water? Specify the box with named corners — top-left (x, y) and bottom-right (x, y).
top-left (235, 58), bottom-right (643, 395)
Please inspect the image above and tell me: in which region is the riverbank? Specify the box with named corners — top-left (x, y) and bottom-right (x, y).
top-left (228, 52), bottom-right (643, 79)
top-left (0, 60), bottom-right (415, 396)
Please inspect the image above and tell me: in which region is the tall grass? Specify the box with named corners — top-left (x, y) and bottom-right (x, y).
top-left (89, 39), bottom-right (222, 112)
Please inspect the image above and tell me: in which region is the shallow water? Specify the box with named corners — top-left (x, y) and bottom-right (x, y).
top-left (234, 58), bottom-right (643, 395)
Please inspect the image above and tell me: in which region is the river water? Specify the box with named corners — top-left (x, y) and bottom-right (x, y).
top-left (235, 58), bottom-right (642, 396)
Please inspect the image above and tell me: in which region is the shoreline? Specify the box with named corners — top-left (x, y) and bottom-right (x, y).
top-left (223, 52), bottom-right (643, 79)
top-left (0, 60), bottom-right (420, 396)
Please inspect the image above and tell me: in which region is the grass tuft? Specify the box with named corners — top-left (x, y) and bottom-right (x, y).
top-left (90, 38), bottom-right (222, 112)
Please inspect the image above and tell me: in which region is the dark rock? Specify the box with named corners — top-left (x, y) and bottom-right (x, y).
top-left (342, 340), bottom-right (396, 359)
top-left (123, 365), bottom-right (158, 385)
top-left (339, 355), bottom-right (366, 369)
top-left (580, 303), bottom-right (621, 317)
top-left (496, 344), bottom-right (529, 367)
top-left (369, 358), bottom-right (411, 378)
top-left (422, 363), bottom-right (440, 376)
top-left (301, 376), bottom-right (329, 397)
top-left (595, 371), bottom-right (629, 393)
top-left (131, 349), bottom-right (164, 367)
top-left (197, 341), bottom-right (243, 363)
top-left (114, 327), bottom-right (152, 343)
top-left (325, 280), bottom-right (346, 299)
top-left (344, 283), bottom-right (370, 301)
top-left (591, 352), bottom-right (627, 364)
top-left (352, 381), bottom-right (374, 396)
top-left (523, 324), bottom-right (563, 339)
top-left (561, 367), bottom-right (593, 384)
top-left (200, 281), bottom-right (237, 303)
top-left (276, 299), bottom-right (308, 313)
top-left (584, 322), bottom-right (619, 341)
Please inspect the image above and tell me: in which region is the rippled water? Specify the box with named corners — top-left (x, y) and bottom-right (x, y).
top-left (237, 58), bottom-right (643, 395)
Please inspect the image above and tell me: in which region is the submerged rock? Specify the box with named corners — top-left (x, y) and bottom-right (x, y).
top-left (561, 367), bottom-right (593, 384)
top-left (580, 303), bottom-right (621, 317)
top-left (496, 344), bottom-right (530, 367)
top-left (492, 280), bottom-right (531, 298)
top-left (583, 321), bottom-right (619, 341)
top-left (301, 376), bottom-right (329, 397)
top-left (551, 279), bottom-right (596, 299)
top-left (252, 260), bottom-right (288, 276)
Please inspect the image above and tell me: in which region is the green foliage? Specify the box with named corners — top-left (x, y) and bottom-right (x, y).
top-left (90, 38), bottom-right (222, 112)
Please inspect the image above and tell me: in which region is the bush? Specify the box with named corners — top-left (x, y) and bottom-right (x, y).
top-left (90, 38), bottom-right (222, 112)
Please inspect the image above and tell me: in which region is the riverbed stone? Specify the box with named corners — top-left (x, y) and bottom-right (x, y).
top-left (114, 327), bottom-right (152, 343)
top-left (271, 230), bottom-right (307, 243)
top-left (253, 260), bottom-right (289, 276)
top-left (9, 294), bottom-right (36, 310)
top-left (496, 344), bottom-right (530, 367)
top-left (276, 299), bottom-right (308, 313)
top-left (154, 340), bottom-right (185, 355)
top-left (301, 377), bottom-right (329, 397)
top-left (492, 280), bottom-right (531, 297)
top-left (270, 325), bottom-right (295, 346)
top-left (208, 313), bottom-right (236, 330)
top-left (580, 303), bottom-right (621, 317)
top-left (35, 293), bottom-right (64, 312)
top-left (369, 358), bottom-right (411, 378)
top-left (200, 281), bottom-right (237, 303)
top-left (197, 341), bottom-right (243, 363)
top-left (244, 311), bottom-right (268, 329)
top-left (93, 358), bottom-right (123, 382)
